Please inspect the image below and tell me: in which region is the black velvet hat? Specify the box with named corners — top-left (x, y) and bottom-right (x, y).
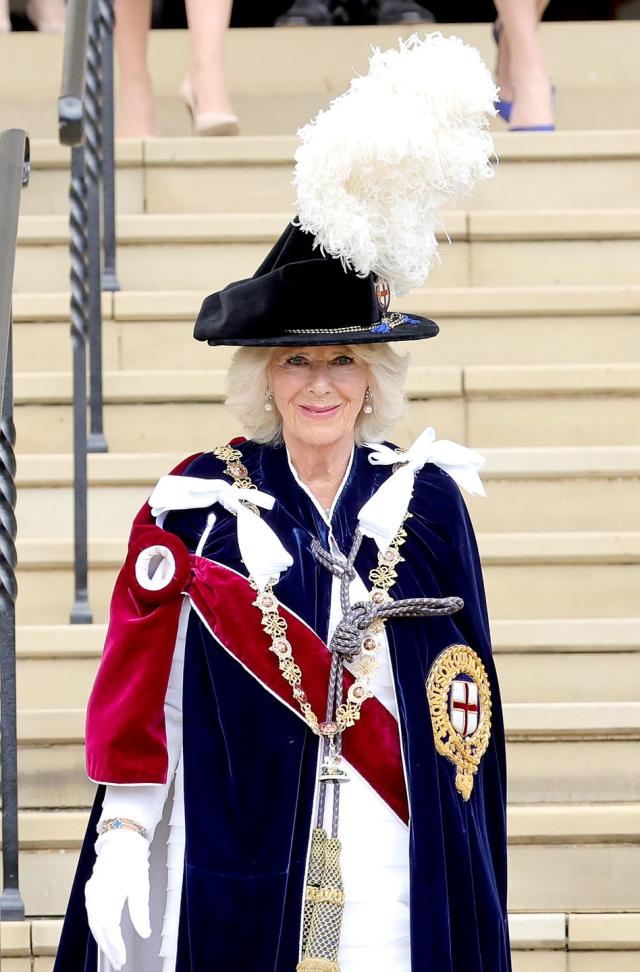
top-left (193, 222), bottom-right (439, 348)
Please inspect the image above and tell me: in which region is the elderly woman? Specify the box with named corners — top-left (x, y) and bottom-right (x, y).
top-left (54, 33), bottom-right (510, 972)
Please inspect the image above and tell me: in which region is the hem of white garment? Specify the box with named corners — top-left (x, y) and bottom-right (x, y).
top-left (160, 753), bottom-right (185, 972)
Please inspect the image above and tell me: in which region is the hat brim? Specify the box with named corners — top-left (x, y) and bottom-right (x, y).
top-left (203, 314), bottom-right (439, 347)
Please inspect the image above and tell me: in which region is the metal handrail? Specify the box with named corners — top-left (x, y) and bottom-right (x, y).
top-left (58, 0), bottom-right (119, 622)
top-left (0, 127), bottom-right (30, 922)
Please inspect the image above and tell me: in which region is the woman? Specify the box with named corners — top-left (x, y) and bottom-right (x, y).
top-left (54, 33), bottom-right (510, 972)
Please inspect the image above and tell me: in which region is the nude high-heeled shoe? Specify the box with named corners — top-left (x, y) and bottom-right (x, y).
top-left (179, 77), bottom-right (239, 137)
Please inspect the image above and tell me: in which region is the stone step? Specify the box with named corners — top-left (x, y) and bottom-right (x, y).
top-left (2, 802), bottom-right (639, 916)
top-left (3, 913), bottom-right (640, 972)
top-left (14, 617), bottom-right (640, 709)
top-left (1, 22), bottom-right (640, 135)
top-left (18, 131), bottom-right (640, 216)
top-left (13, 532), bottom-right (640, 624)
top-left (7, 85), bottom-right (640, 141)
top-left (13, 701), bottom-right (640, 809)
top-left (12, 363), bottom-right (640, 453)
top-left (13, 210), bottom-right (640, 291)
top-left (11, 286), bottom-right (640, 370)
top-left (13, 446), bottom-right (640, 538)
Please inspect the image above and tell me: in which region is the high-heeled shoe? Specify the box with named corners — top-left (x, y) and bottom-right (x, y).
top-left (509, 80), bottom-right (556, 132)
top-left (492, 21), bottom-right (512, 124)
top-left (180, 78), bottom-right (239, 137)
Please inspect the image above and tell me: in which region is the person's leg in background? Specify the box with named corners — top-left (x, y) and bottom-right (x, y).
top-left (114, 0), bottom-right (155, 136)
top-left (0, 0), bottom-right (67, 31)
top-left (26, 0), bottom-right (66, 30)
top-left (115, 0), bottom-right (237, 137)
top-left (181, 0), bottom-right (237, 130)
top-left (494, 0), bottom-right (555, 130)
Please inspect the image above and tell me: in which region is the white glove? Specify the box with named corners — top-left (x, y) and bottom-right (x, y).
top-left (85, 598), bottom-right (188, 969)
top-left (85, 828), bottom-right (151, 970)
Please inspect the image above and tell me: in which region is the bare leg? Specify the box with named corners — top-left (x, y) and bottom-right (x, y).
top-left (494, 0), bottom-right (553, 128)
top-left (184, 0), bottom-right (235, 117)
top-left (114, 0), bottom-right (155, 137)
top-left (0, 0), bottom-right (10, 31)
top-left (25, 0), bottom-right (66, 31)
top-left (494, 0), bottom-right (551, 119)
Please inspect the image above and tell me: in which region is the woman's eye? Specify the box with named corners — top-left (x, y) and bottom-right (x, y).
top-left (333, 356), bottom-right (354, 365)
top-left (286, 355), bottom-right (306, 365)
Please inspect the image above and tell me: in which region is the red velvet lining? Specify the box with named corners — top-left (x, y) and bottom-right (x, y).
top-left (85, 453), bottom-right (202, 784)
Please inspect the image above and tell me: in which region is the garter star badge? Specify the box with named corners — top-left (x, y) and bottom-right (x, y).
top-left (426, 644), bottom-right (492, 801)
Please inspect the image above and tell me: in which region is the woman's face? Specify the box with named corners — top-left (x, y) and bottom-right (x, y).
top-left (267, 345), bottom-right (369, 449)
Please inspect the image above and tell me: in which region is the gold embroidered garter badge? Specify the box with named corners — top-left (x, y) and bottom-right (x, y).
top-left (426, 644), bottom-right (492, 801)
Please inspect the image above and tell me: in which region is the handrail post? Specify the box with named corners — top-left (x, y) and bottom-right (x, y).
top-left (0, 335), bottom-right (22, 921)
top-left (69, 143), bottom-right (93, 623)
top-left (0, 127), bottom-right (30, 923)
top-left (99, 0), bottom-right (119, 293)
top-left (59, 0), bottom-right (99, 622)
top-left (85, 0), bottom-right (108, 453)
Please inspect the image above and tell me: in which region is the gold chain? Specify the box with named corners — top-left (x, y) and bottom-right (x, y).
top-left (213, 441), bottom-right (410, 738)
top-left (212, 443), bottom-right (257, 492)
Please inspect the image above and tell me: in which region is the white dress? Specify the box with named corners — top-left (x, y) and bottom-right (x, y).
top-left (293, 458), bottom-right (412, 972)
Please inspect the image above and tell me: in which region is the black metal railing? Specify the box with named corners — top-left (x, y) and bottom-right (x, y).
top-left (59, 0), bottom-right (119, 623)
top-left (0, 127), bottom-right (30, 922)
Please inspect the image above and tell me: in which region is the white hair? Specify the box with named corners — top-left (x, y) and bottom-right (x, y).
top-left (225, 343), bottom-right (409, 445)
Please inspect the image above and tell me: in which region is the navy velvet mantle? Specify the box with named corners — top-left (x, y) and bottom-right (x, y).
top-left (55, 439), bottom-right (512, 972)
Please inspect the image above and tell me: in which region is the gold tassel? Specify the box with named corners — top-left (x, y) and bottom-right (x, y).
top-left (297, 960), bottom-right (340, 972)
top-left (297, 836), bottom-right (344, 972)
top-left (300, 828), bottom-right (328, 955)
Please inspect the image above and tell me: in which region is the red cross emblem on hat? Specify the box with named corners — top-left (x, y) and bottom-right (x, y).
top-left (375, 277), bottom-right (391, 313)
top-left (449, 677), bottom-right (480, 737)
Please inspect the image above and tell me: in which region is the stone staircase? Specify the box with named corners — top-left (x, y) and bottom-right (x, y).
top-left (2, 20), bottom-right (640, 972)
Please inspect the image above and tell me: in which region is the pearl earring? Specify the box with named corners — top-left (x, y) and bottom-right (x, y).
top-left (363, 388), bottom-right (373, 414)
top-left (264, 389), bottom-right (274, 412)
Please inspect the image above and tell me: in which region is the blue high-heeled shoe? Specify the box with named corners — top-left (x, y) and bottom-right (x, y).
top-left (492, 21), bottom-right (512, 123)
top-left (509, 81), bottom-right (556, 132)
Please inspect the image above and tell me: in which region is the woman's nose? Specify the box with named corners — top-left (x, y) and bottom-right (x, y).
top-left (307, 362), bottom-right (332, 390)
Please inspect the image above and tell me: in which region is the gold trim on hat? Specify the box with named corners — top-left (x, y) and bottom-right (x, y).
top-left (283, 312), bottom-right (407, 335)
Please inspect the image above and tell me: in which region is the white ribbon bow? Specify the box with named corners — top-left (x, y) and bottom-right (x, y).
top-left (148, 476), bottom-right (293, 590)
top-left (358, 427), bottom-right (486, 552)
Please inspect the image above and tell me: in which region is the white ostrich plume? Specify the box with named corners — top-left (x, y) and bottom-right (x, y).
top-left (293, 32), bottom-right (498, 297)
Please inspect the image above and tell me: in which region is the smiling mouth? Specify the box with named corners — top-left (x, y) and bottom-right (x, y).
top-left (299, 403), bottom-right (342, 418)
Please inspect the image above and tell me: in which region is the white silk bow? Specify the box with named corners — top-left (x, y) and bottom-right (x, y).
top-left (148, 476), bottom-right (293, 590)
top-left (358, 427), bottom-right (486, 551)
